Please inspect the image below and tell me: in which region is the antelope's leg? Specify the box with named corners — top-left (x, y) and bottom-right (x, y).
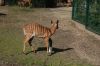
top-left (23, 34), bottom-right (32, 53)
top-left (48, 38), bottom-right (52, 53)
top-left (28, 37), bottom-right (36, 53)
top-left (44, 37), bottom-right (49, 53)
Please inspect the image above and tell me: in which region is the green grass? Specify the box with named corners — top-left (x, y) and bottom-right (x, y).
top-left (0, 6), bottom-right (93, 66)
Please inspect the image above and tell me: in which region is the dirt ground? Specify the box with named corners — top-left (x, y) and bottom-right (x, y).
top-left (0, 6), bottom-right (100, 66)
top-left (51, 7), bottom-right (100, 66)
top-left (51, 7), bottom-right (100, 65)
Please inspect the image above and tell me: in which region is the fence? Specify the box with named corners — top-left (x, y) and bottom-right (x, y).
top-left (72, 0), bottom-right (100, 35)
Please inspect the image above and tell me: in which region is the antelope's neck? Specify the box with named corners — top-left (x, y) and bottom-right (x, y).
top-left (50, 25), bottom-right (56, 35)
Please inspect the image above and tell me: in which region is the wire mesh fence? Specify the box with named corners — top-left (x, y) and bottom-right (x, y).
top-left (72, 0), bottom-right (100, 35)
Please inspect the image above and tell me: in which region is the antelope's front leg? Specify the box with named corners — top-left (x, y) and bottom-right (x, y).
top-left (44, 37), bottom-right (49, 53)
top-left (48, 38), bottom-right (52, 53)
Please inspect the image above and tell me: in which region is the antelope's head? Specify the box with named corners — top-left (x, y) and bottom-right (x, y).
top-left (51, 20), bottom-right (59, 29)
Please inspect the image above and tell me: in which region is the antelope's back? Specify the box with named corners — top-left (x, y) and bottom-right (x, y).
top-left (23, 22), bottom-right (51, 37)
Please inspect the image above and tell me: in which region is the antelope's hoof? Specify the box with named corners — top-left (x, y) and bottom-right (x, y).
top-left (47, 52), bottom-right (52, 56)
top-left (32, 49), bottom-right (36, 53)
top-left (33, 50), bottom-right (37, 53)
top-left (22, 52), bottom-right (27, 55)
top-left (47, 51), bottom-right (54, 56)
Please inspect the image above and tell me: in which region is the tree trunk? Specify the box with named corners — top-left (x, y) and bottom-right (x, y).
top-left (0, 0), bottom-right (5, 6)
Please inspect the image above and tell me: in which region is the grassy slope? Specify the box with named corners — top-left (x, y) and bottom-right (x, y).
top-left (0, 6), bottom-right (93, 66)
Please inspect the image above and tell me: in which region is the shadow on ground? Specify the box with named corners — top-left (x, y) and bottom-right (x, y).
top-left (0, 13), bottom-right (7, 16)
top-left (25, 47), bottom-right (73, 55)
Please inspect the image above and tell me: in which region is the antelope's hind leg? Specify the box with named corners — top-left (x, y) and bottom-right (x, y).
top-left (28, 37), bottom-right (36, 53)
top-left (23, 34), bottom-right (32, 54)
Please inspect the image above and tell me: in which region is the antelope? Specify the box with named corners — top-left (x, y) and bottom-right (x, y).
top-left (18, 0), bottom-right (31, 7)
top-left (23, 20), bottom-right (59, 55)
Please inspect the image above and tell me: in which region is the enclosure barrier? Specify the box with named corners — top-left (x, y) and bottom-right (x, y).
top-left (72, 0), bottom-right (100, 35)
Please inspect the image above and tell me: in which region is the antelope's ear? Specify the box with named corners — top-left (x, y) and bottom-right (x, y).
top-left (57, 20), bottom-right (59, 23)
top-left (51, 20), bottom-right (53, 24)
